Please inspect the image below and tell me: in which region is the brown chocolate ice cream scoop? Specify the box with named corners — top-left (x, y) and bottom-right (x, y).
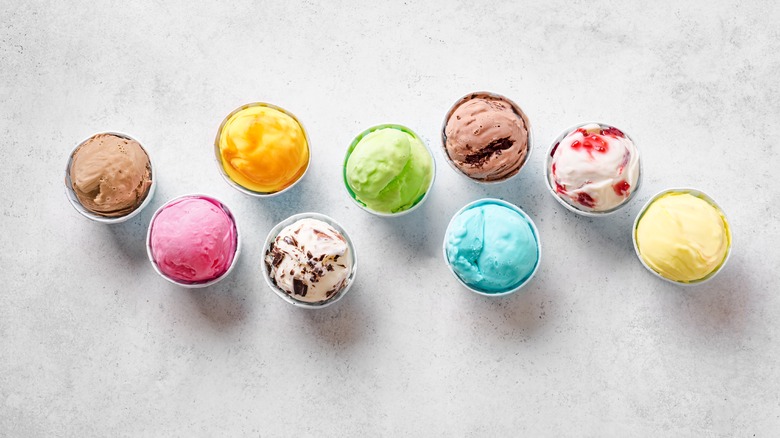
top-left (69, 133), bottom-right (152, 217)
top-left (443, 93), bottom-right (529, 182)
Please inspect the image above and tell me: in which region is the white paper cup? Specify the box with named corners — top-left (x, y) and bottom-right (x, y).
top-left (146, 194), bottom-right (241, 288)
top-left (544, 121), bottom-right (642, 217)
top-left (440, 91), bottom-right (533, 185)
top-left (442, 198), bottom-right (541, 296)
top-left (632, 187), bottom-right (732, 286)
top-left (343, 124), bottom-right (435, 217)
top-left (64, 131), bottom-right (157, 224)
top-left (214, 102), bottom-right (311, 198)
top-left (262, 212), bottom-right (357, 308)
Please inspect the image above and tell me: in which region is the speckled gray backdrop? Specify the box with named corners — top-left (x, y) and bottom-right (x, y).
top-left (2, 0), bottom-right (779, 436)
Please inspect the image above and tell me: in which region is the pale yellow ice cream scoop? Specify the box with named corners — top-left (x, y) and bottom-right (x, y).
top-left (635, 192), bottom-right (730, 283)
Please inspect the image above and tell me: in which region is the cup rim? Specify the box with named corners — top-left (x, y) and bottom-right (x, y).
top-left (146, 193), bottom-right (242, 288)
top-left (543, 121), bottom-right (643, 217)
top-left (64, 131), bottom-right (157, 224)
top-left (261, 212), bottom-right (358, 308)
top-left (442, 198), bottom-right (542, 296)
top-left (439, 91), bottom-right (534, 185)
top-left (342, 124), bottom-right (436, 217)
top-left (631, 187), bottom-right (732, 286)
top-left (214, 102), bottom-right (311, 198)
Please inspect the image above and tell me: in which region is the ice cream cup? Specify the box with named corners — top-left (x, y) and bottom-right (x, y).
top-left (544, 121), bottom-right (643, 217)
top-left (442, 198), bottom-right (542, 297)
top-left (342, 124), bottom-right (436, 217)
top-left (146, 194), bottom-right (241, 288)
top-left (64, 131), bottom-right (157, 224)
top-left (262, 212), bottom-right (358, 308)
top-left (440, 91), bottom-right (534, 185)
top-left (214, 102), bottom-right (311, 198)
top-left (632, 188), bottom-right (732, 286)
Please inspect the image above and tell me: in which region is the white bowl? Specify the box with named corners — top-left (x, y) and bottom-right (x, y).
top-left (440, 91), bottom-right (534, 185)
top-left (262, 212), bottom-right (358, 308)
top-left (64, 131), bottom-right (157, 224)
top-left (632, 187), bottom-right (732, 286)
top-left (214, 102), bottom-right (311, 198)
top-left (146, 194), bottom-right (241, 288)
top-left (342, 124), bottom-right (435, 217)
top-left (543, 121), bottom-right (642, 217)
top-left (442, 198), bottom-right (541, 296)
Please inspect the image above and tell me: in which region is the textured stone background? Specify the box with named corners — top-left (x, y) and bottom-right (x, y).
top-left (2, 1), bottom-right (779, 436)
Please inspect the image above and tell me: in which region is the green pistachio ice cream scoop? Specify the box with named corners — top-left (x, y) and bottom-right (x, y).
top-left (344, 125), bottom-right (434, 214)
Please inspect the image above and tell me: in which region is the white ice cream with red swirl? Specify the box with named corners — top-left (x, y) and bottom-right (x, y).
top-left (265, 218), bottom-right (352, 304)
top-left (548, 123), bottom-right (640, 212)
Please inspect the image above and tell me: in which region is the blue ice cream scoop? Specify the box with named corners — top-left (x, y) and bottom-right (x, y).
top-left (444, 200), bottom-right (540, 293)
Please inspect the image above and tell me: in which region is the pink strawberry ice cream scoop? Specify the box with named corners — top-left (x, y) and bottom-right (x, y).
top-left (149, 196), bottom-right (237, 283)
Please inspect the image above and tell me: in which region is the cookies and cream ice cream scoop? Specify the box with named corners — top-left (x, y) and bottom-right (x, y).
top-left (265, 218), bottom-right (353, 304)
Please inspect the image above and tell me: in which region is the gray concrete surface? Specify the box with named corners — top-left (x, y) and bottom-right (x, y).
top-left (2, 1), bottom-right (779, 436)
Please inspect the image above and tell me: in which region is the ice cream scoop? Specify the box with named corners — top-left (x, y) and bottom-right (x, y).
top-left (444, 199), bottom-right (540, 294)
top-left (344, 125), bottom-right (434, 215)
top-left (634, 190), bottom-right (731, 284)
top-left (442, 92), bottom-right (530, 182)
top-left (68, 133), bottom-right (152, 218)
top-left (264, 215), bottom-right (355, 305)
top-left (547, 122), bottom-right (640, 214)
top-left (216, 103), bottom-right (309, 195)
top-left (148, 195), bottom-right (238, 285)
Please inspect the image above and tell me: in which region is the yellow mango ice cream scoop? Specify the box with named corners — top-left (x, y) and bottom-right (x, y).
top-left (216, 103), bottom-right (309, 194)
top-left (634, 190), bottom-right (731, 283)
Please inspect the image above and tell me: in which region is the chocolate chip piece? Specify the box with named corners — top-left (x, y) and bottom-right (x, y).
top-left (293, 279), bottom-right (308, 297)
top-left (283, 236), bottom-right (294, 246)
top-left (464, 137), bottom-right (515, 166)
top-left (272, 251), bottom-right (284, 267)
